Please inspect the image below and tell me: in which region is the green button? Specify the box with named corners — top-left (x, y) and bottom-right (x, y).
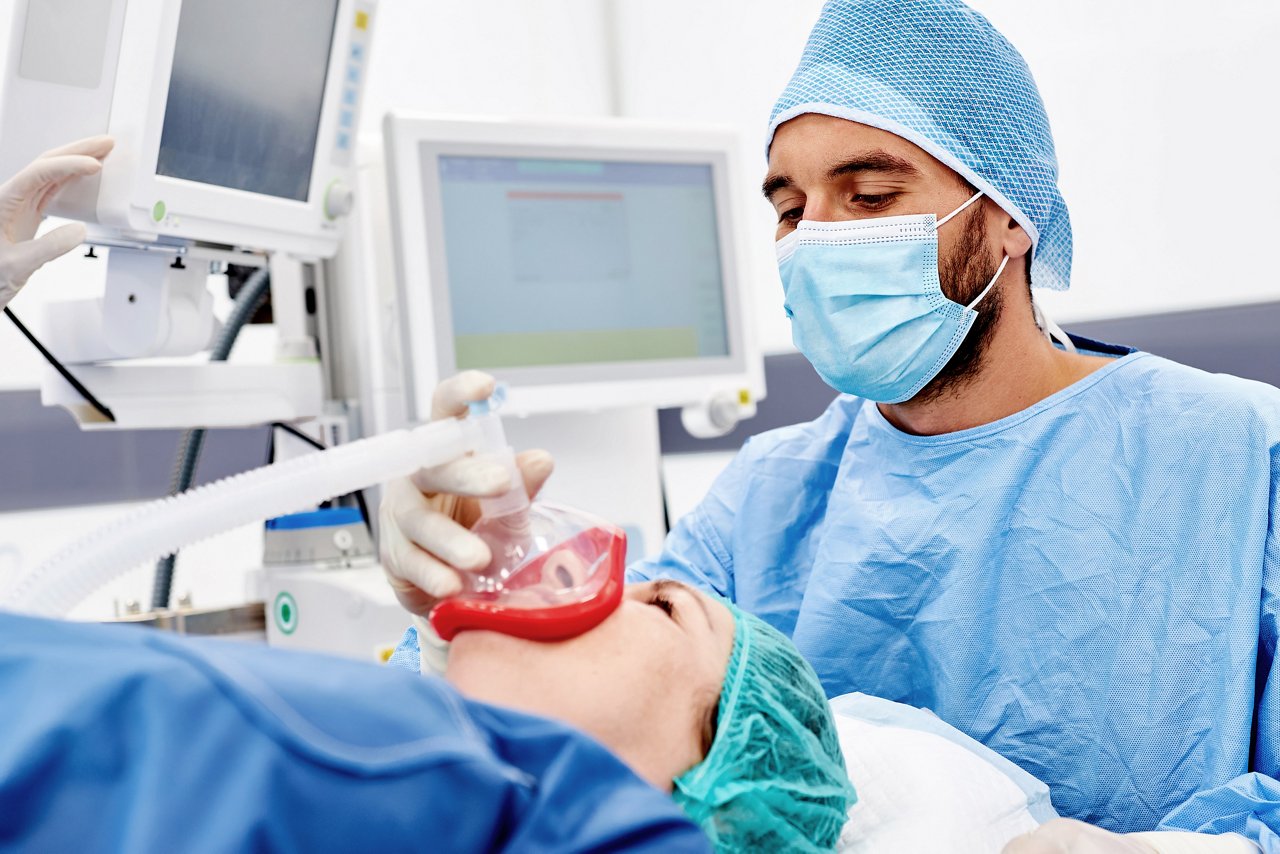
top-left (274, 591), bottom-right (298, 635)
top-left (152, 200), bottom-right (166, 222)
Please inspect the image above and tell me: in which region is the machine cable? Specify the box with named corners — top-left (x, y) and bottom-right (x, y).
top-left (267, 420), bottom-right (373, 534)
top-left (4, 307), bottom-right (115, 422)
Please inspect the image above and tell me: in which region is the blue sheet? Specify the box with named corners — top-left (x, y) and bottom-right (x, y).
top-left (0, 611), bottom-right (708, 853)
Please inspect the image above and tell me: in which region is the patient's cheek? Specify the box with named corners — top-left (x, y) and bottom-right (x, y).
top-left (636, 637), bottom-right (698, 690)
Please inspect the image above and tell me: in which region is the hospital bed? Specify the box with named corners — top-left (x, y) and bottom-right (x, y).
top-left (833, 692), bottom-right (1055, 853)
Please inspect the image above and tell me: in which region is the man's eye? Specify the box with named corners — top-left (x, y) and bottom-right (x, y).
top-left (650, 594), bottom-right (675, 618)
top-left (778, 207), bottom-right (804, 224)
top-left (852, 193), bottom-right (895, 210)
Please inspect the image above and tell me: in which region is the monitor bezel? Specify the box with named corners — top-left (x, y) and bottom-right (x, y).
top-left (101, 0), bottom-right (370, 258)
top-left (385, 113), bottom-right (760, 420)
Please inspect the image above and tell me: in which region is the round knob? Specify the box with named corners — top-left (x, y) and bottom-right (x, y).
top-left (325, 181), bottom-right (355, 220)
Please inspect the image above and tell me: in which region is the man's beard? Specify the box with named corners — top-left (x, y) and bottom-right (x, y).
top-left (909, 206), bottom-right (1004, 406)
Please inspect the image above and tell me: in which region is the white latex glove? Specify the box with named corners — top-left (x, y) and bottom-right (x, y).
top-left (379, 370), bottom-right (555, 618)
top-left (0, 136), bottom-right (114, 311)
top-left (1005, 819), bottom-right (1258, 854)
top-left (1003, 820), bottom-right (1159, 854)
top-left (411, 614), bottom-right (451, 677)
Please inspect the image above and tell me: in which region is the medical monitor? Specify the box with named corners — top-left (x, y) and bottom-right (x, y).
top-left (0, 0), bottom-right (376, 257)
top-left (384, 114), bottom-right (761, 418)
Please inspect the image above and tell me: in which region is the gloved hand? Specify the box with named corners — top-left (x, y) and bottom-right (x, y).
top-left (0, 136), bottom-right (114, 311)
top-left (1002, 819), bottom-right (1157, 853)
top-left (379, 370), bottom-right (555, 618)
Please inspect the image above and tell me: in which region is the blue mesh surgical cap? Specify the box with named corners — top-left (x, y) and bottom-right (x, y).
top-left (673, 600), bottom-right (857, 853)
top-left (767, 0), bottom-right (1073, 291)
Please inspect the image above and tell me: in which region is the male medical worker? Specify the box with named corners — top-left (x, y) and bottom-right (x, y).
top-left (379, 2), bottom-right (1280, 852)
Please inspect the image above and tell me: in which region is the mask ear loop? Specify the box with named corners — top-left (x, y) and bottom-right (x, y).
top-left (966, 254), bottom-right (1009, 310)
top-left (936, 190), bottom-right (985, 229)
top-left (1033, 299), bottom-right (1077, 352)
top-left (938, 190), bottom-right (1003, 312)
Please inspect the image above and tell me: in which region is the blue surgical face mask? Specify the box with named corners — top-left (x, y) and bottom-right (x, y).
top-left (776, 191), bottom-right (1009, 404)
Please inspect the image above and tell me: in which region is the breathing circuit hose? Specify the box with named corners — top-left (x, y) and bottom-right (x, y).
top-left (2, 418), bottom-right (483, 618)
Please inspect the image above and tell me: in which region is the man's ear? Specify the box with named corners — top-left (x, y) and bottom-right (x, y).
top-left (1000, 211), bottom-right (1033, 261)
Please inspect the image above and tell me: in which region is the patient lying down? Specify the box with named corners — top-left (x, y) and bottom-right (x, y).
top-left (393, 579), bottom-right (857, 852)
top-left (0, 580), bottom-right (852, 852)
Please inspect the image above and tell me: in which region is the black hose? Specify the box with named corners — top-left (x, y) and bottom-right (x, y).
top-left (150, 266), bottom-right (272, 611)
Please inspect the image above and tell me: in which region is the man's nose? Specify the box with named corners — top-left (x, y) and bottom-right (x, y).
top-left (622, 581), bottom-right (655, 602)
top-left (799, 196), bottom-right (853, 223)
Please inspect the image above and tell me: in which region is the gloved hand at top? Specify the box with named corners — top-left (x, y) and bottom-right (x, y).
top-left (0, 136), bottom-right (114, 312)
top-left (379, 371), bottom-right (555, 618)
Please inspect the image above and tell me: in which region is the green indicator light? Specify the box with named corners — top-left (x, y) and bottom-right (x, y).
top-left (274, 591), bottom-right (298, 635)
top-left (152, 200), bottom-right (166, 222)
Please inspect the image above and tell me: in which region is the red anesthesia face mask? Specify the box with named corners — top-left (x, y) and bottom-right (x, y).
top-left (429, 505), bottom-right (627, 642)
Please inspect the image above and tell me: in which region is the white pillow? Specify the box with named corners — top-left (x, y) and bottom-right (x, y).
top-left (832, 693), bottom-right (1057, 854)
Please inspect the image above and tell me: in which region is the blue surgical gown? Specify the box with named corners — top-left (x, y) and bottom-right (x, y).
top-left (0, 611), bottom-right (709, 853)
top-left (633, 340), bottom-right (1280, 850)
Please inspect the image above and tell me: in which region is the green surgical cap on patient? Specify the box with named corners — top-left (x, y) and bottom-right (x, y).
top-left (673, 600), bottom-right (857, 853)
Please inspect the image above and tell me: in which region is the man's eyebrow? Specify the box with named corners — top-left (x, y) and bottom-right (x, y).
top-left (762, 173), bottom-right (792, 200)
top-left (825, 151), bottom-right (921, 181)
top-left (763, 151), bottom-right (922, 201)
top-left (654, 579), bottom-right (714, 630)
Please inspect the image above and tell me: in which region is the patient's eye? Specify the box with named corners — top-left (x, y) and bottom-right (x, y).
top-left (650, 593), bottom-right (676, 618)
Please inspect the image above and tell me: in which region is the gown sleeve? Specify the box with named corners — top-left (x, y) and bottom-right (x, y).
top-left (1156, 446), bottom-right (1280, 853)
top-left (627, 443), bottom-right (751, 599)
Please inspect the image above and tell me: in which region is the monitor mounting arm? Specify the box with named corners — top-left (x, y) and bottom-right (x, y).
top-left (37, 240), bottom-right (324, 430)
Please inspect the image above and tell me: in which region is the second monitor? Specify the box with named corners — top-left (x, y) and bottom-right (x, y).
top-left (384, 114), bottom-right (761, 419)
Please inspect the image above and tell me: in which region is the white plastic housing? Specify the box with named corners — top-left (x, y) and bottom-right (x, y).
top-left (0, 0), bottom-right (377, 258)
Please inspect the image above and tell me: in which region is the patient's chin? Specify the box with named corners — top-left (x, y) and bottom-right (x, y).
top-left (449, 628), bottom-right (523, 658)
top-left (446, 629), bottom-right (557, 679)
top-left (446, 631), bottom-right (521, 694)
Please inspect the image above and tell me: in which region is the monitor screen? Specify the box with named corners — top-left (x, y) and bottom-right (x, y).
top-left (432, 154), bottom-right (730, 371)
top-left (156, 0), bottom-right (340, 202)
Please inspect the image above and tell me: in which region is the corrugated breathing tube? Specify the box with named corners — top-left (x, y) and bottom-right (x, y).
top-left (2, 418), bottom-right (480, 618)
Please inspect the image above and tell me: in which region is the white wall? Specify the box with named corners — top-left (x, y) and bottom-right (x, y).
top-left (967, 0), bottom-right (1280, 324)
top-left (610, 0), bottom-right (1280, 351)
top-left (359, 0), bottom-right (614, 129)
